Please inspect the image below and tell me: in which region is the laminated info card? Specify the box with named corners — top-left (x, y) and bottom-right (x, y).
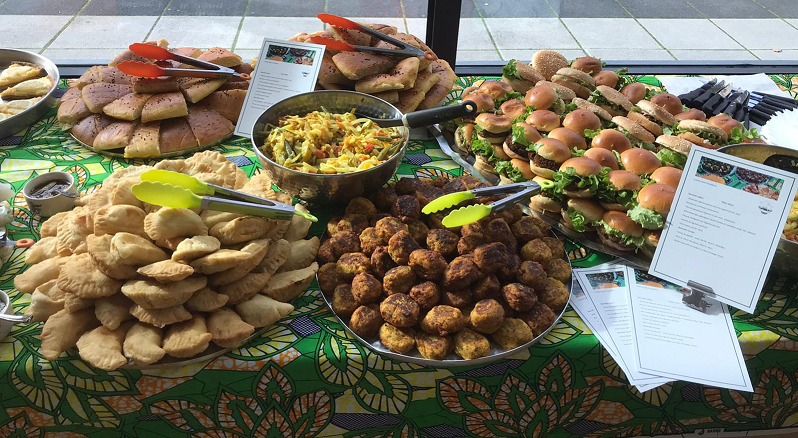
top-left (649, 147), bottom-right (797, 313)
top-left (234, 38), bottom-right (325, 137)
top-left (626, 267), bottom-right (753, 391)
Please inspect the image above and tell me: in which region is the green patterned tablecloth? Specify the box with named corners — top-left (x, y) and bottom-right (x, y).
top-left (1, 76), bottom-right (798, 438)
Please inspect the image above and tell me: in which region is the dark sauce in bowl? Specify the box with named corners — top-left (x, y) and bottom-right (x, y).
top-left (28, 180), bottom-right (72, 200)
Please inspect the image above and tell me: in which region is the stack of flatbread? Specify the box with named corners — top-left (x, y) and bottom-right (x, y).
top-left (14, 151), bottom-right (320, 370)
top-left (289, 25), bottom-right (456, 113)
top-left (57, 39), bottom-right (250, 158)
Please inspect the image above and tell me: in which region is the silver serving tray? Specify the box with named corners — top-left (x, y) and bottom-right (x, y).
top-left (0, 49), bottom-right (60, 139)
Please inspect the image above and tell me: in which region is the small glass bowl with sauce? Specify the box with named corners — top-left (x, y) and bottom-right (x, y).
top-left (22, 171), bottom-right (77, 217)
top-left (0, 290), bottom-right (12, 341)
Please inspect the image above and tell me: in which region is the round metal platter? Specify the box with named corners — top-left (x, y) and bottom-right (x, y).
top-left (316, 227), bottom-right (573, 367)
top-left (0, 49), bottom-right (60, 139)
top-left (69, 132), bottom-right (235, 160)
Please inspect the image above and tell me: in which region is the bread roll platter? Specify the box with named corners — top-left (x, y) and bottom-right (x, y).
top-left (0, 49), bottom-right (60, 138)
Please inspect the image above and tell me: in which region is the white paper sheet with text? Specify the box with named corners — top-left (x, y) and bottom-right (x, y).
top-left (626, 267), bottom-right (753, 392)
top-left (649, 147), bottom-right (797, 313)
top-left (234, 38), bottom-right (325, 138)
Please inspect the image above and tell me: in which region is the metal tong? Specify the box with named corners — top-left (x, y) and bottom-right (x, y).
top-left (117, 43), bottom-right (251, 80)
top-left (310, 14), bottom-right (427, 58)
top-left (422, 181), bottom-right (548, 228)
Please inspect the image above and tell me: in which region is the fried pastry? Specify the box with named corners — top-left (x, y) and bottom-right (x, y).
top-left (56, 207), bottom-right (92, 256)
top-left (155, 236), bottom-right (185, 251)
top-left (265, 219), bottom-right (290, 242)
top-left (94, 204), bottom-right (147, 236)
top-left (76, 323), bottom-right (132, 371)
top-left (282, 204), bottom-right (313, 241)
top-left (162, 315), bottom-right (212, 358)
top-left (64, 292), bottom-right (94, 312)
top-left (25, 280), bottom-right (66, 322)
top-left (95, 294), bottom-right (134, 330)
top-left (277, 236), bottom-right (319, 272)
top-left (240, 174), bottom-right (291, 204)
top-left (110, 232), bottom-right (169, 266)
top-left (85, 188), bottom-right (112, 224)
top-left (110, 178), bottom-right (144, 208)
top-left (262, 262), bottom-right (319, 303)
top-left (209, 216), bottom-right (271, 245)
top-left (0, 62), bottom-right (45, 88)
top-left (121, 276), bottom-right (206, 309)
top-left (207, 308), bottom-right (254, 348)
top-left (137, 260), bottom-right (194, 282)
top-left (0, 76), bottom-right (53, 100)
top-left (200, 210), bottom-right (242, 228)
top-left (184, 150), bottom-right (238, 189)
top-left (40, 308), bottom-right (98, 361)
top-left (255, 239), bottom-right (290, 275)
top-left (235, 294), bottom-right (294, 328)
top-left (233, 167), bottom-right (248, 189)
top-left (184, 287), bottom-right (228, 312)
top-left (14, 256), bottom-right (63, 293)
top-left (190, 249), bottom-right (250, 274)
top-left (171, 235), bottom-right (221, 262)
top-left (130, 304), bottom-right (192, 328)
top-left (86, 234), bottom-right (139, 280)
top-left (40, 211), bottom-right (69, 238)
top-left (144, 208), bottom-right (207, 241)
top-left (218, 271), bottom-right (272, 305)
top-left (57, 253), bottom-right (123, 299)
top-left (25, 236), bottom-right (59, 265)
top-left (208, 239), bottom-right (269, 287)
top-left (123, 322), bottom-right (165, 366)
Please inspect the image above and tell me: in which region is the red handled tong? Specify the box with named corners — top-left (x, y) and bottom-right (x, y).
top-left (116, 43), bottom-right (251, 80)
top-left (310, 14), bottom-right (426, 58)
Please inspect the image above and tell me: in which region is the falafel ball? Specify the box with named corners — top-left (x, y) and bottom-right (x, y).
top-left (346, 197), bottom-right (378, 219)
top-left (518, 302), bottom-right (558, 336)
top-left (370, 246), bottom-right (397, 279)
top-left (375, 217), bottom-right (408, 241)
top-left (409, 281), bottom-right (440, 310)
top-left (441, 288), bottom-right (473, 308)
top-left (485, 219), bottom-right (518, 252)
top-left (544, 258), bottom-right (572, 284)
top-left (517, 261), bottom-right (548, 288)
top-left (373, 187), bottom-right (398, 212)
top-left (371, 212), bottom-right (392, 227)
top-left (395, 177), bottom-right (424, 195)
top-left (541, 236), bottom-right (565, 258)
top-left (329, 232), bottom-right (362, 260)
top-left (538, 277), bottom-right (569, 311)
top-left (471, 274), bottom-right (501, 301)
top-left (421, 305), bottom-right (465, 336)
top-left (351, 272), bottom-right (383, 304)
top-left (383, 265), bottom-right (417, 295)
top-left (529, 216), bottom-right (552, 234)
top-left (316, 240), bottom-right (337, 265)
top-left (359, 227), bottom-right (384, 256)
top-left (491, 318), bottom-right (534, 349)
top-left (379, 323), bottom-right (416, 354)
top-left (427, 212), bottom-right (459, 232)
top-left (349, 304), bottom-right (384, 338)
top-left (337, 214), bottom-right (369, 235)
top-left (460, 222), bottom-right (483, 238)
top-left (337, 252), bottom-right (371, 280)
top-left (427, 229), bottom-right (460, 258)
top-left (388, 230), bottom-right (421, 265)
top-left (520, 239), bottom-right (553, 263)
top-left (409, 249), bottom-right (448, 280)
top-left (318, 262), bottom-right (344, 294)
top-left (458, 234), bottom-right (486, 255)
top-left (442, 178), bottom-right (468, 194)
top-left (391, 195), bottom-right (421, 219)
top-left (511, 217), bottom-right (546, 242)
top-left (402, 217), bottom-right (430, 243)
top-left (415, 184), bottom-right (445, 206)
top-left (493, 204), bottom-right (523, 225)
top-left (473, 242), bottom-right (510, 274)
top-left (415, 332), bottom-right (452, 360)
top-left (332, 284), bottom-right (358, 318)
top-left (470, 299), bottom-right (505, 334)
top-left (380, 293), bottom-right (420, 328)
top-left (496, 254), bottom-right (522, 283)
top-left (326, 216), bottom-right (341, 237)
top-left (454, 328), bottom-right (491, 360)
top-left (502, 283), bottom-right (539, 311)
top-left (442, 256), bottom-right (483, 290)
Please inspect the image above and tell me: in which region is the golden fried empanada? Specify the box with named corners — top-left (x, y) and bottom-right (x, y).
top-left (209, 216), bottom-right (271, 245)
top-left (94, 204), bottom-right (147, 236)
top-left (208, 239), bottom-right (269, 287)
top-left (14, 256), bottom-right (63, 293)
top-left (184, 287), bottom-right (228, 312)
top-left (122, 276), bottom-right (206, 309)
top-left (25, 280), bottom-right (66, 322)
top-left (277, 236), bottom-right (319, 272)
top-left (144, 208), bottom-right (207, 241)
top-left (76, 323), bottom-right (133, 371)
top-left (207, 308), bottom-right (254, 348)
top-left (218, 272), bottom-right (272, 305)
top-left (190, 249), bottom-right (250, 274)
top-left (137, 260), bottom-right (194, 282)
top-left (234, 166), bottom-right (248, 190)
top-left (64, 291), bottom-right (94, 312)
top-left (85, 188), bottom-right (112, 226)
top-left (171, 235), bottom-right (220, 262)
top-left (235, 294), bottom-right (294, 328)
top-left (86, 234), bottom-right (139, 280)
top-left (255, 239), bottom-right (290, 275)
top-left (283, 204), bottom-right (313, 241)
top-left (40, 211), bottom-right (69, 238)
top-left (40, 308), bottom-right (98, 361)
top-left (110, 178), bottom-right (144, 208)
top-left (264, 219), bottom-right (290, 242)
top-left (162, 314), bottom-right (212, 358)
top-left (58, 253), bottom-right (122, 298)
top-left (95, 293), bottom-right (134, 330)
top-left (130, 304), bottom-right (192, 328)
top-left (155, 236), bottom-right (185, 251)
top-left (56, 207), bottom-right (92, 256)
top-left (123, 322), bottom-right (165, 366)
top-left (25, 236), bottom-right (59, 265)
top-left (184, 150), bottom-right (237, 189)
top-left (262, 262), bottom-right (318, 303)
top-left (111, 232), bottom-right (168, 266)
top-left (240, 173), bottom-right (292, 204)
top-left (200, 210), bottom-right (242, 228)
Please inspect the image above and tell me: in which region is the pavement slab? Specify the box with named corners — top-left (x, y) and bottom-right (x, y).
top-left (0, 15), bottom-right (71, 48)
top-left (50, 15), bottom-right (158, 48)
top-left (563, 18), bottom-right (660, 49)
top-left (639, 19), bottom-right (745, 50)
top-left (486, 18), bottom-right (580, 50)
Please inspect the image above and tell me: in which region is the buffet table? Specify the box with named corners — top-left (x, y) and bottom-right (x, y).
top-left (1, 76), bottom-right (798, 438)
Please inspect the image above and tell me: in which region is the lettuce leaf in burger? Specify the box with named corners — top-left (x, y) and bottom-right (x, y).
top-left (551, 157), bottom-right (607, 200)
top-left (626, 183), bottom-right (675, 230)
top-left (596, 170), bottom-right (641, 210)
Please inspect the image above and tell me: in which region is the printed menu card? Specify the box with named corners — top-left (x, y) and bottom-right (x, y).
top-left (649, 147), bottom-right (797, 313)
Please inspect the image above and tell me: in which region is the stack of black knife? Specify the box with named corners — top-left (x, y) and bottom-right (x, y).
top-left (679, 78), bottom-right (798, 127)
